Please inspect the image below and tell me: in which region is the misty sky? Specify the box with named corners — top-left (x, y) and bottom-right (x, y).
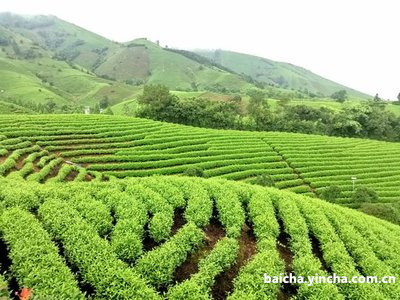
top-left (1, 0), bottom-right (398, 99)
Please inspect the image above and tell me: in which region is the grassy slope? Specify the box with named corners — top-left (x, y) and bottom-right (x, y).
top-left (0, 14), bottom-right (255, 103)
top-left (0, 12), bottom-right (255, 93)
top-left (125, 39), bottom-right (253, 91)
top-left (0, 13), bottom-right (389, 114)
top-left (195, 49), bottom-right (370, 98)
top-left (0, 14), bottom-right (120, 70)
top-left (0, 23), bottom-right (140, 107)
top-left (95, 45), bottom-right (150, 81)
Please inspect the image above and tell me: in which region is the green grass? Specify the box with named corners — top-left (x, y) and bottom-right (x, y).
top-left (0, 48), bottom-right (141, 108)
top-left (386, 103), bottom-right (400, 115)
top-left (111, 98), bottom-right (140, 115)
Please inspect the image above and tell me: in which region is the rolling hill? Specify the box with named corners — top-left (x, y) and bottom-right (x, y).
top-left (0, 18), bottom-right (142, 109)
top-left (0, 12), bottom-right (372, 109)
top-left (1, 114), bottom-right (399, 225)
top-left (0, 13), bottom-right (253, 93)
top-left (195, 49), bottom-right (370, 98)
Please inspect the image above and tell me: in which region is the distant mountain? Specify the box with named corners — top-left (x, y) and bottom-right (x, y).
top-left (0, 13), bottom-right (252, 93)
top-left (195, 49), bottom-right (370, 98)
top-left (0, 12), bottom-right (370, 111)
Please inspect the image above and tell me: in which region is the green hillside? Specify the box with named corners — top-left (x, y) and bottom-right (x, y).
top-left (195, 49), bottom-right (370, 98)
top-left (1, 114), bottom-right (399, 224)
top-left (0, 12), bottom-right (119, 70)
top-left (0, 13), bottom-right (254, 93)
top-left (0, 12), bottom-right (373, 104)
top-left (0, 20), bottom-right (142, 109)
top-left (95, 37), bottom-right (254, 92)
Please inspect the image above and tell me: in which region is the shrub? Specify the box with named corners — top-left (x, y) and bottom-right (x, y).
top-left (39, 199), bottom-right (160, 299)
top-left (183, 167), bottom-right (205, 177)
top-left (320, 185), bottom-right (342, 202)
top-left (254, 174), bottom-right (275, 187)
top-left (0, 208), bottom-right (83, 299)
top-left (359, 203), bottom-right (400, 225)
top-left (134, 223), bottom-right (204, 287)
top-left (352, 186), bottom-right (379, 203)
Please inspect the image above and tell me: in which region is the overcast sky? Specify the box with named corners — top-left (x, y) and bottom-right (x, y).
top-left (1, 0), bottom-right (398, 99)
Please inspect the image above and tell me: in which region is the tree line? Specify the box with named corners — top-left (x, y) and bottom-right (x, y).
top-left (137, 85), bottom-right (400, 142)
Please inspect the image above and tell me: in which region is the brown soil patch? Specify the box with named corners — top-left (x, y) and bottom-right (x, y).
top-left (84, 173), bottom-right (94, 181)
top-left (43, 161), bottom-right (63, 182)
top-left (65, 170), bottom-right (78, 181)
top-left (15, 154), bottom-right (28, 169)
top-left (276, 217), bottom-right (298, 300)
top-left (32, 162), bottom-right (40, 173)
top-left (0, 153), bottom-right (8, 164)
top-left (309, 234), bottom-right (331, 273)
top-left (171, 209), bottom-right (186, 235)
top-left (142, 217), bottom-right (160, 252)
top-left (173, 215), bottom-right (225, 284)
top-left (211, 222), bottom-right (257, 300)
top-left (3, 153), bottom-right (29, 176)
top-left (32, 156), bottom-right (41, 165)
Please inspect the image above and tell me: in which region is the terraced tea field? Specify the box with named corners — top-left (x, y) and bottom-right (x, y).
top-left (0, 176), bottom-right (399, 299)
top-left (0, 114), bottom-right (400, 221)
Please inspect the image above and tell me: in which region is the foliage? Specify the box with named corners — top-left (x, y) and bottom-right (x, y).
top-left (352, 186), bottom-right (379, 203)
top-left (38, 199), bottom-right (160, 299)
top-left (0, 207), bottom-right (83, 299)
top-left (134, 223), bottom-right (204, 287)
top-left (331, 90), bottom-right (348, 102)
top-left (320, 185), bottom-right (342, 202)
top-left (0, 175), bottom-right (398, 298)
top-left (207, 181), bottom-right (245, 238)
top-left (254, 174), bottom-right (275, 187)
top-left (167, 237), bottom-right (239, 299)
top-left (1, 114), bottom-right (399, 224)
top-left (183, 166), bottom-right (205, 177)
top-left (136, 85), bottom-right (400, 142)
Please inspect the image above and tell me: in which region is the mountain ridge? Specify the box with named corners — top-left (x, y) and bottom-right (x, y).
top-left (0, 12), bottom-right (372, 112)
top-left (194, 49), bottom-right (370, 98)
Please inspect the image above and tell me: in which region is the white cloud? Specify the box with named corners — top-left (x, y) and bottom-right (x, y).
top-left (1, 0), bottom-right (399, 99)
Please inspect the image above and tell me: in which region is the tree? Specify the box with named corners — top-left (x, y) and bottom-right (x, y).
top-left (45, 100), bottom-right (56, 113)
top-left (254, 174), bottom-right (275, 187)
top-left (104, 107), bottom-right (114, 115)
top-left (92, 103), bottom-right (100, 114)
top-left (397, 92), bottom-right (400, 102)
top-left (330, 90), bottom-right (348, 102)
top-left (352, 186), bottom-right (379, 204)
top-left (247, 89), bottom-right (265, 107)
top-left (231, 94), bottom-right (242, 103)
top-left (137, 84), bottom-right (179, 122)
top-left (183, 167), bottom-right (204, 177)
top-left (122, 103), bottom-right (133, 116)
top-left (320, 186), bottom-right (342, 202)
top-left (99, 96), bottom-right (109, 109)
top-left (374, 93), bottom-right (381, 102)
